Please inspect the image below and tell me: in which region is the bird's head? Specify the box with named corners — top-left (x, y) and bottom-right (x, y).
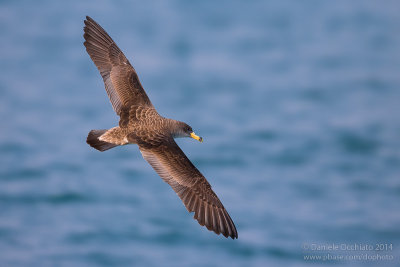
top-left (173, 121), bottom-right (203, 142)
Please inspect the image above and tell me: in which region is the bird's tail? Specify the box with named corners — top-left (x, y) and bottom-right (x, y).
top-left (86, 129), bottom-right (119, 152)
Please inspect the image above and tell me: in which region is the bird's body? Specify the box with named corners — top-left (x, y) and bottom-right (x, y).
top-left (83, 16), bottom-right (237, 239)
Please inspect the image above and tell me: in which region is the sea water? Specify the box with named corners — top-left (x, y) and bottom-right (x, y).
top-left (1, 1), bottom-right (399, 266)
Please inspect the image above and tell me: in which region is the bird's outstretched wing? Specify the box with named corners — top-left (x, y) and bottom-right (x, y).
top-left (139, 140), bottom-right (238, 239)
top-left (83, 16), bottom-right (153, 117)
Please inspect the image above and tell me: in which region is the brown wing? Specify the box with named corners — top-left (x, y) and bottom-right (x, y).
top-left (139, 140), bottom-right (238, 239)
top-left (83, 16), bottom-right (153, 116)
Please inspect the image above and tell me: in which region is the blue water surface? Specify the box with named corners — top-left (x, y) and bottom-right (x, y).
top-left (1, 1), bottom-right (400, 266)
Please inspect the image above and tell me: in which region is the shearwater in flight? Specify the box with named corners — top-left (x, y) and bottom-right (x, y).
top-left (83, 16), bottom-right (237, 239)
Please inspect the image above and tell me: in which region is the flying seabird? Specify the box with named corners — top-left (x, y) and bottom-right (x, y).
top-left (83, 16), bottom-right (238, 239)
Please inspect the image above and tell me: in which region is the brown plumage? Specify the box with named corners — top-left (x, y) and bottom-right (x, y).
top-left (83, 16), bottom-right (237, 239)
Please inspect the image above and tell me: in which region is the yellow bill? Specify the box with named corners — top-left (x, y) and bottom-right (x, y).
top-left (190, 132), bottom-right (203, 143)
